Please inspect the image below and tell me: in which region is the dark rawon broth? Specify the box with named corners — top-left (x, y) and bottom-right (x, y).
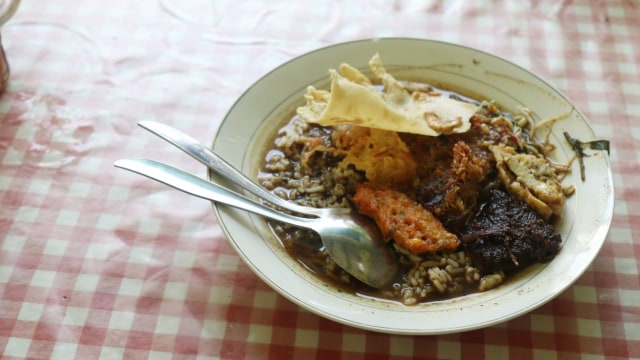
top-left (257, 83), bottom-right (565, 305)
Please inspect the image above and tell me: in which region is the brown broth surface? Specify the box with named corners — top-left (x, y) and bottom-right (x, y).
top-left (257, 84), bottom-right (562, 305)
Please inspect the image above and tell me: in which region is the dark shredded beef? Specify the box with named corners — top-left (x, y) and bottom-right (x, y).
top-left (415, 140), bottom-right (494, 229)
top-left (459, 188), bottom-right (562, 274)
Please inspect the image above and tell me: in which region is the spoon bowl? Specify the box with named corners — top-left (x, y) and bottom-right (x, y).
top-left (114, 158), bottom-right (399, 288)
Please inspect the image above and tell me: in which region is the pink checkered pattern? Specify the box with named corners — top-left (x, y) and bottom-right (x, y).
top-left (1, 1), bottom-right (638, 359)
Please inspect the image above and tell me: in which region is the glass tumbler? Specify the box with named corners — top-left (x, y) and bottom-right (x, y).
top-left (0, 0), bottom-right (20, 95)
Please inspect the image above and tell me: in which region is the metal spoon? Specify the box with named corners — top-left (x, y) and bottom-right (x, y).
top-left (115, 158), bottom-right (399, 288)
top-left (137, 120), bottom-right (400, 285)
top-left (138, 120), bottom-right (349, 217)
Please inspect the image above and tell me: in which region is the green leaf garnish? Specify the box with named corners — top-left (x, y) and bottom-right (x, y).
top-left (563, 132), bottom-right (610, 181)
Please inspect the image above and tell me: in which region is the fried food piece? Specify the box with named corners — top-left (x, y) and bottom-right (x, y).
top-left (417, 140), bottom-right (493, 227)
top-left (353, 183), bottom-right (460, 254)
top-left (490, 144), bottom-right (565, 220)
top-left (297, 54), bottom-right (477, 137)
top-left (332, 125), bottom-right (417, 188)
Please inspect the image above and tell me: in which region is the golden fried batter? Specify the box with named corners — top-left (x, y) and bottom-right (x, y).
top-left (332, 125), bottom-right (417, 188)
top-left (353, 182), bottom-right (460, 254)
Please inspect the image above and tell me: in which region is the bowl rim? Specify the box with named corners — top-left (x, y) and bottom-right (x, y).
top-left (209, 37), bottom-right (614, 334)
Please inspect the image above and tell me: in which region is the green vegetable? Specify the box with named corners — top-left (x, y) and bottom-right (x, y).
top-left (563, 132), bottom-right (610, 181)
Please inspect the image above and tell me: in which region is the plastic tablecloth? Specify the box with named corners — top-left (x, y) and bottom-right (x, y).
top-left (1, 1), bottom-right (638, 359)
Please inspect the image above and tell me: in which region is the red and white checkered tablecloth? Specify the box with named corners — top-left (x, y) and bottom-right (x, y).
top-left (0, 1), bottom-right (638, 359)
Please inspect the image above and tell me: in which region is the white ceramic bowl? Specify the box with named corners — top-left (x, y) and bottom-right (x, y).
top-left (210, 38), bottom-right (614, 334)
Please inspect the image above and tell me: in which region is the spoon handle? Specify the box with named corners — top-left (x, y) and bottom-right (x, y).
top-left (138, 120), bottom-right (326, 218)
top-left (114, 158), bottom-right (314, 229)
